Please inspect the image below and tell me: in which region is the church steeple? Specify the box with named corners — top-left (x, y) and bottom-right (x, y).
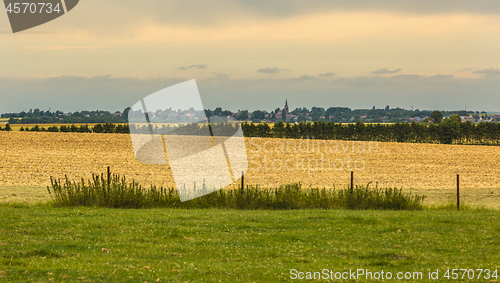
top-left (283, 99), bottom-right (289, 121)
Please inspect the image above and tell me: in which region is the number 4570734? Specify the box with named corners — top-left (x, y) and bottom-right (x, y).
top-left (443, 269), bottom-right (498, 280)
top-left (6, 2), bottom-right (61, 14)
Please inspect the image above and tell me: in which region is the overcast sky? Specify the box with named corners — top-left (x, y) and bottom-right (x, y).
top-left (1, 1), bottom-right (500, 113)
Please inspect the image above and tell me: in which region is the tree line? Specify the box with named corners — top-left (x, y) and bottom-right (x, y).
top-left (3, 108), bottom-right (129, 124)
top-left (241, 119), bottom-right (500, 145)
top-left (3, 106), bottom-right (489, 125)
top-left (0, 124), bottom-right (12, 131)
top-left (6, 118), bottom-right (500, 145)
top-left (18, 123), bottom-right (130, 134)
top-left (13, 122), bottom-right (239, 137)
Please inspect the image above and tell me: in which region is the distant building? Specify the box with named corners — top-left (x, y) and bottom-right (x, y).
top-left (277, 99), bottom-right (295, 122)
top-left (463, 116), bottom-right (475, 122)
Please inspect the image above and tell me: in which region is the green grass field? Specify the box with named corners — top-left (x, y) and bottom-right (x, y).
top-left (1, 205), bottom-right (499, 282)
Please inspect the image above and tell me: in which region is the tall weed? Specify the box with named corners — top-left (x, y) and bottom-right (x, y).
top-left (47, 173), bottom-right (425, 210)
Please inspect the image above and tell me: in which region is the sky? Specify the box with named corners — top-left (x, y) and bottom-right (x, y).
top-left (1, 0), bottom-right (500, 113)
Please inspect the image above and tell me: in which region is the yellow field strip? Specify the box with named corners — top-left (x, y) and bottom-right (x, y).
top-left (1, 132), bottom-right (499, 207)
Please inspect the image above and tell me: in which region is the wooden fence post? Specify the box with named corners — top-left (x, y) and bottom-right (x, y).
top-left (457, 174), bottom-right (460, 210)
top-left (241, 171), bottom-right (244, 192)
top-left (107, 166), bottom-right (111, 187)
top-left (351, 171), bottom-right (354, 192)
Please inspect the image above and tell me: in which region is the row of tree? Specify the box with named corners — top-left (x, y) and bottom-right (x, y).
top-left (19, 123), bottom-right (130, 134)
top-left (241, 118), bottom-right (500, 145)
top-left (129, 123), bottom-right (240, 137)
top-left (16, 122), bottom-right (239, 137)
top-left (0, 124), bottom-right (12, 131)
top-left (8, 117), bottom-right (500, 145)
top-left (3, 108), bottom-right (130, 124)
top-left (4, 106), bottom-right (490, 125)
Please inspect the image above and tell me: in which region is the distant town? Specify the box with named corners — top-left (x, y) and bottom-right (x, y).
top-left (1, 100), bottom-right (498, 124)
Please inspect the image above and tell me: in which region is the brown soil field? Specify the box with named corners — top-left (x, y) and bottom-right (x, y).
top-left (1, 132), bottom-right (500, 208)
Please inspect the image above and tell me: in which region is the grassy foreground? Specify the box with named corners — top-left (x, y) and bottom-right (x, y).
top-left (0, 205), bottom-right (499, 282)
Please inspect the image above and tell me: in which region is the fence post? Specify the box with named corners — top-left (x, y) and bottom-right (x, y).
top-left (107, 166), bottom-right (111, 187)
top-left (351, 171), bottom-right (354, 192)
top-left (241, 171), bottom-right (244, 192)
top-left (457, 174), bottom-right (460, 210)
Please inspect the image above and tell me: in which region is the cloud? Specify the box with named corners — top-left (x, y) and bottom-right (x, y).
top-left (0, 30), bottom-right (56, 34)
top-left (257, 67), bottom-right (290, 74)
top-left (289, 75), bottom-right (316, 82)
top-left (318, 72), bottom-right (335, 77)
top-left (68, 1), bottom-right (500, 31)
top-left (473, 68), bottom-right (500, 76)
top-left (233, 1), bottom-right (500, 17)
top-left (2, 73), bottom-right (500, 114)
top-left (0, 75), bottom-right (186, 114)
top-left (205, 72), bottom-right (232, 81)
top-left (176, 64), bottom-right (208, 70)
top-left (46, 0), bottom-right (500, 38)
top-left (429, 74), bottom-right (454, 79)
top-left (5, 0), bottom-right (498, 38)
top-left (200, 74), bottom-right (500, 112)
top-left (23, 46), bottom-right (102, 50)
top-left (459, 67), bottom-right (474, 72)
top-left (372, 68), bottom-right (402, 74)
